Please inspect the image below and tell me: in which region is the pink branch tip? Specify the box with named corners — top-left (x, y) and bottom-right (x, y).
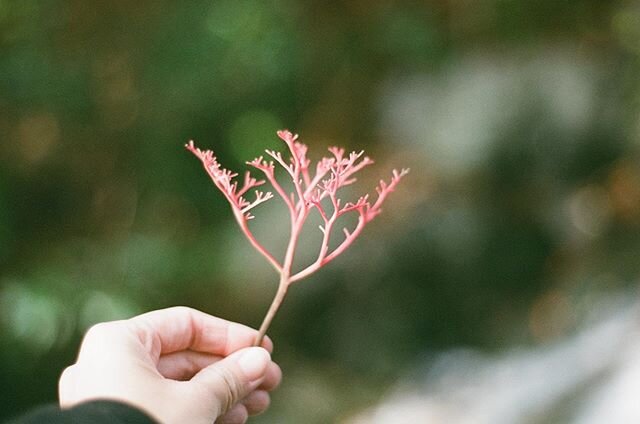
top-left (186, 130), bottom-right (408, 285)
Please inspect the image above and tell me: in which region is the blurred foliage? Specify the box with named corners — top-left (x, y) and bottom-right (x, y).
top-left (1, 0), bottom-right (640, 422)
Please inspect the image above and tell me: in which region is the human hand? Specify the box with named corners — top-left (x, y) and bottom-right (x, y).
top-left (58, 306), bottom-right (282, 424)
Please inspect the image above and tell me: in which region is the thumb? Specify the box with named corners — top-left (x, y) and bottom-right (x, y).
top-left (192, 347), bottom-right (271, 415)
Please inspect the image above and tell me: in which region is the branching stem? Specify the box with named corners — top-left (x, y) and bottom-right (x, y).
top-left (254, 207), bottom-right (308, 345)
top-left (186, 131), bottom-right (408, 347)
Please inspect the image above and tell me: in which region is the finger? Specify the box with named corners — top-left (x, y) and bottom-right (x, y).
top-left (126, 306), bottom-right (272, 360)
top-left (158, 353), bottom-right (280, 388)
top-left (192, 347), bottom-right (270, 415)
top-left (58, 365), bottom-right (78, 408)
top-left (157, 349), bottom-right (281, 383)
top-left (262, 335), bottom-right (274, 353)
top-left (259, 361), bottom-right (282, 391)
top-left (241, 390), bottom-right (270, 416)
top-left (157, 351), bottom-right (223, 380)
top-left (215, 403), bottom-right (248, 424)
top-left (76, 322), bottom-right (133, 362)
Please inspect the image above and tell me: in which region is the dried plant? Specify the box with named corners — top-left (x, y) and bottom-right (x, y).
top-left (186, 130), bottom-right (408, 345)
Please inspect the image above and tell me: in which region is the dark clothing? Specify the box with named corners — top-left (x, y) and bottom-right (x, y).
top-left (8, 401), bottom-right (157, 424)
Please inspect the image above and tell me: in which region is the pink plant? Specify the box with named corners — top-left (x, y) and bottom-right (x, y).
top-left (186, 130), bottom-right (408, 345)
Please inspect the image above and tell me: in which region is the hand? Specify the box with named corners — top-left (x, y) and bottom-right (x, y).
top-left (58, 306), bottom-right (282, 424)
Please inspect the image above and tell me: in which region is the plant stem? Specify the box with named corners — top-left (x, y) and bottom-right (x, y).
top-left (253, 276), bottom-right (289, 346)
top-left (254, 208), bottom-right (307, 346)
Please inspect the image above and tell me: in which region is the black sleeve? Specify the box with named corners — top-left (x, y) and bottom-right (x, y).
top-left (7, 400), bottom-right (158, 424)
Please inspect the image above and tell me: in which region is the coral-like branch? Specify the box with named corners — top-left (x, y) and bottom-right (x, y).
top-left (186, 131), bottom-right (408, 345)
top-left (186, 141), bottom-right (281, 272)
top-left (247, 156), bottom-right (295, 214)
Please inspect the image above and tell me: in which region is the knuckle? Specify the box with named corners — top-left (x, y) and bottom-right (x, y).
top-left (80, 322), bottom-right (125, 355)
top-left (83, 320), bottom-right (127, 343)
top-left (83, 322), bottom-right (111, 340)
top-left (58, 365), bottom-right (78, 406)
top-left (167, 305), bottom-right (194, 316)
top-left (59, 364), bottom-right (76, 379)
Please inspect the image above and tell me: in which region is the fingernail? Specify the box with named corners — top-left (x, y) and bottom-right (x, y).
top-left (238, 347), bottom-right (270, 381)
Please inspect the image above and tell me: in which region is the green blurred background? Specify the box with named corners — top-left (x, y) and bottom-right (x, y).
top-left (1, 0), bottom-right (640, 422)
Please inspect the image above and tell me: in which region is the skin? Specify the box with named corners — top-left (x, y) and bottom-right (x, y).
top-left (58, 306), bottom-right (282, 424)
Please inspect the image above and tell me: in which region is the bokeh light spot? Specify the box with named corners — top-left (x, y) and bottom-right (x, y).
top-left (79, 291), bottom-right (136, 330)
top-left (0, 282), bottom-right (63, 352)
top-left (15, 112), bottom-right (60, 165)
top-left (567, 185), bottom-right (611, 238)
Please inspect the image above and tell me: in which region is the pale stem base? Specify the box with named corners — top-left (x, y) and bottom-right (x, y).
top-left (253, 278), bottom-right (289, 346)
